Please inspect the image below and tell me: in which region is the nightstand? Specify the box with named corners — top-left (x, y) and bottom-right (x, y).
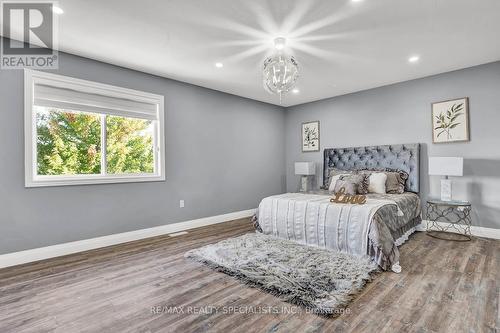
top-left (426, 199), bottom-right (472, 241)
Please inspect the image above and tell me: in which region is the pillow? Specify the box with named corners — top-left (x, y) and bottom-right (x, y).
top-left (358, 169), bottom-right (409, 194)
top-left (357, 169), bottom-right (377, 188)
top-left (333, 178), bottom-right (357, 195)
top-left (342, 174), bottom-right (369, 194)
top-left (384, 170), bottom-right (409, 194)
top-left (328, 168), bottom-right (355, 192)
top-left (367, 172), bottom-right (387, 194)
top-left (334, 174), bottom-right (368, 195)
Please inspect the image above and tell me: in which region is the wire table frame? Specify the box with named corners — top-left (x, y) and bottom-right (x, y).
top-left (426, 200), bottom-right (472, 241)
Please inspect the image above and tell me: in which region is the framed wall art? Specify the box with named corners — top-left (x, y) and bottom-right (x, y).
top-left (432, 97), bottom-right (470, 143)
top-left (302, 121), bottom-right (320, 152)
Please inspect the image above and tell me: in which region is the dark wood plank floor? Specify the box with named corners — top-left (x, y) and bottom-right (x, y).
top-left (0, 218), bottom-right (498, 333)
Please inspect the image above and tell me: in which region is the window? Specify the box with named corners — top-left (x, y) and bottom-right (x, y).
top-left (25, 70), bottom-right (165, 187)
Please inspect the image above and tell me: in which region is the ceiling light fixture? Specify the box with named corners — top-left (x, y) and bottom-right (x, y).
top-left (263, 37), bottom-right (299, 104)
top-left (273, 37), bottom-right (286, 50)
top-left (292, 88), bottom-right (299, 94)
top-left (408, 55), bottom-right (420, 63)
top-left (52, 6), bottom-right (64, 14)
top-left (215, 62), bottom-right (223, 68)
top-left (351, 0), bottom-right (363, 2)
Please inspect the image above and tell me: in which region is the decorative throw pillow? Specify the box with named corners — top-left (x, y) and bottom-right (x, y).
top-left (334, 174), bottom-right (368, 195)
top-left (333, 178), bottom-right (357, 195)
top-left (328, 168), bottom-right (355, 192)
top-left (384, 169), bottom-right (409, 194)
top-left (357, 169), bottom-right (376, 189)
top-left (367, 172), bottom-right (387, 194)
top-left (343, 174), bottom-right (369, 194)
top-left (358, 169), bottom-right (409, 194)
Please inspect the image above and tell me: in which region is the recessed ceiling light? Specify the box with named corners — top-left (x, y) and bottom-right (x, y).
top-left (292, 88), bottom-right (299, 94)
top-left (274, 37), bottom-right (286, 51)
top-left (52, 6), bottom-right (64, 14)
top-left (351, 0), bottom-right (363, 2)
top-left (408, 55), bottom-right (420, 63)
top-left (215, 62), bottom-right (223, 68)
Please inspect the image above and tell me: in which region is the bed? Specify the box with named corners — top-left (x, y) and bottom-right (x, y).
top-left (254, 143), bottom-right (422, 273)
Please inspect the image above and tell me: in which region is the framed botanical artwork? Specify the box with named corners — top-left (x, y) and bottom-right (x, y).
top-left (302, 121), bottom-right (320, 152)
top-left (432, 97), bottom-right (470, 143)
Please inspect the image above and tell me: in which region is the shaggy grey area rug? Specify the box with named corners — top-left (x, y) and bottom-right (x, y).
top-left (185, 232), bottom-right (378, 316)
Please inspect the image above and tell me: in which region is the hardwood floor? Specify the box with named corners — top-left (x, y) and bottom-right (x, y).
top-left (0, 218), bottom-right (498, 333)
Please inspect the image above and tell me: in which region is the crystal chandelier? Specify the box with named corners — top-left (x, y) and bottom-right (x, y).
top-left (262, 37), bottom-right (299, 104)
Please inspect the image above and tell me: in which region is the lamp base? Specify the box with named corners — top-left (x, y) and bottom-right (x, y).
top-left (300, 175), bottom-right (309, 192)
top-left (440, 178), bottom-right (452, 201)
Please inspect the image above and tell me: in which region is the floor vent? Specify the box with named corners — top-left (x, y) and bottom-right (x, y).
top-left (168, 231), bottom-right (189, 237)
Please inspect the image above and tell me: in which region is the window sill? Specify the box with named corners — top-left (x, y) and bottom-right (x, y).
top-left (25, 174), bottom-right (166, 188)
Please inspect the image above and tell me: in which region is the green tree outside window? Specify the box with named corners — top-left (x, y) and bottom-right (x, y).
top-left (36, 107), bottom-right (154, 176)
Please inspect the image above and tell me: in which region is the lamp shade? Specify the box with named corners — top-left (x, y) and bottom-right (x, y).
top-left (428, 157), bottom-right (463, 176)
top-left (295, 162), bottom-right (315, 175)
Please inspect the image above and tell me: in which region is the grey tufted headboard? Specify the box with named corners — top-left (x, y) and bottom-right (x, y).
top-left (323, 143), bottom-right (420, 193)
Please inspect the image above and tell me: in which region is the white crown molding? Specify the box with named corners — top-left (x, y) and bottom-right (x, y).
top-left (0, 209), bottom-right (256, 269)
top-left (422, 220), bottom-right (500, 240)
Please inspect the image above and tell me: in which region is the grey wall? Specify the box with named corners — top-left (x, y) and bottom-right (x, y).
top-left (286, 61), bottom-right (500, 229)
top-left (0, 51), bottom-right (286, 255)
top-left (2, 49), bottom-right (498, 256)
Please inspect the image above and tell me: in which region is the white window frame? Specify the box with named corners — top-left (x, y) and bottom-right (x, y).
top-left (24, 69), bottom-right (166, 187)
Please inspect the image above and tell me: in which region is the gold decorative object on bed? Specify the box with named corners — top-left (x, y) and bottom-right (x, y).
top-left (330, 187), bottom-right (367, 204)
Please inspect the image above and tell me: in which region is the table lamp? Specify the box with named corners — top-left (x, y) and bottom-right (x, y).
top-left (428, 157), bottom-right (463, 201)
top-left (295, 162), bottom-right (315, 192)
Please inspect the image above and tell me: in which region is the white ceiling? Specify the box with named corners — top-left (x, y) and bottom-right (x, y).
top-left (21, 0), bottom-right (500, 106)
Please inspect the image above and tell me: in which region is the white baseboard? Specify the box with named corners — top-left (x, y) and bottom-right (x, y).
top-left (0, 209), bottom-right (256, 269)
top-left (422, 220), bottom-right (500, 240)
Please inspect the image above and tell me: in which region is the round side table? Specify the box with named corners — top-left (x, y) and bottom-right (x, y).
top-left (426, 199), bottom-right (472, 241)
